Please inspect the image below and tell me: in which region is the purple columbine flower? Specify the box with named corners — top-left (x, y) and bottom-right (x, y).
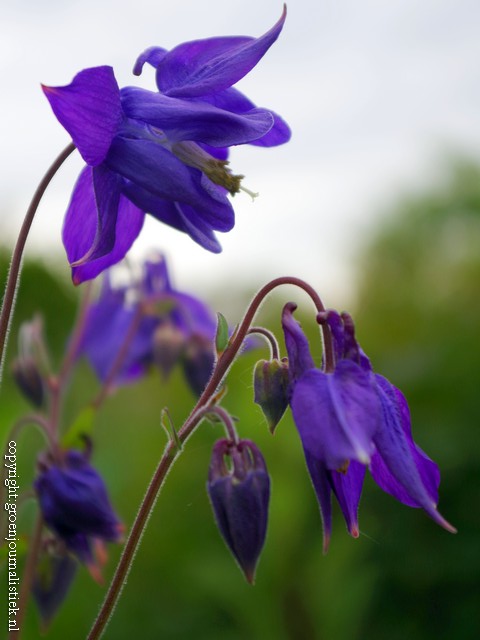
top-left (282, 303), bottom-right (455, 551)
top-left (207, 438), bottom-right (270, 584)
top-left (42, 8), bottom-right (290, 284)
top-left (34, 449), bottom-right (123, 582)
top-left (78, 255), bottom-right (217, 395)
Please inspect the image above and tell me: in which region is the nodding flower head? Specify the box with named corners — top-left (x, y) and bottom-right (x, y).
top-left (282, 302), bottom-right (455, 552)
top-left (77, 254), bottom-right (217, 396)
top-left (34, 449), bottom-right (123, 582)
top-left (42, 8), bottom-right (290, 283)
top-left (207, 439), bottom-right (270, 584)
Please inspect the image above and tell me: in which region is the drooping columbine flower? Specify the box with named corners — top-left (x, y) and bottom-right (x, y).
top-left (282, 303), bottom-right (455, 551)
top-left (42, 9), bottom-right (290, 284)
top-left (207, 439), bottom-right (270, 584)
top-left (78, 254), bottom-right (217, 395)
top-left (34, 449), bottom-right (123, 581)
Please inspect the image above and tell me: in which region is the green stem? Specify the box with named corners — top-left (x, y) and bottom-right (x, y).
top-left (87, 275), bottom-right (328, 639)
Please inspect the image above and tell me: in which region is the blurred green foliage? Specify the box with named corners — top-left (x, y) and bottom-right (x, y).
top-left (1, 159), bottom-right (480, 639)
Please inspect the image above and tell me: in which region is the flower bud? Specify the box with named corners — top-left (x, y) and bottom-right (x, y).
top-left (207, 439), bottom-right (270, 584)
top-left (182, 335), bottom-right (215, 396)
top-left (253, 358), bottom-right (289, 433)
top-left (11, 357), bottom-right (45, 407)
top-left (32, 546), bottom-right (77, 631)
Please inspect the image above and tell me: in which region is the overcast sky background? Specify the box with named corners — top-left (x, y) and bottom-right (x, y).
top-left (1, 0), bottom-right (480, 306)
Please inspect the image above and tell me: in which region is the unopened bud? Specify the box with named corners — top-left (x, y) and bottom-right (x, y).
top-left (12, 357), bottom-right (45, 407)
top-left (183, 335), bottom-right (215, 396)
top-left (207, 439), bottom-right (270, 584)
top-left (253, 358), bottom-right (289, 433)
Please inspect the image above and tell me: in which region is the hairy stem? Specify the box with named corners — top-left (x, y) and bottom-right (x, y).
top-left (87, 275), bottom-right (328, 639)
top-left (248, 325), bottom-right (281, 360)
top-left (0, 143), bottom-right (76, 386)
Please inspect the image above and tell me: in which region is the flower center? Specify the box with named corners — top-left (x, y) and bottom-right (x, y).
top-left (171, 141), bottom-right (254, 197)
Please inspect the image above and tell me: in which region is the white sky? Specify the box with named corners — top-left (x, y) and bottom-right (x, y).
top-left (1, 0), bottom-right (480, 307)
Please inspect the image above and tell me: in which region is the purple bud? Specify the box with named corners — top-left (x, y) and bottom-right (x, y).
top-left (207, 439), bottom-right (270, 584)
top-left (11, 357), bottom-right (45, 407)
top-left (32, 547), bottom-right (77, 630)
top-left (182, 335), bottom-right (215, 396)
top-left (253, 358), bottom-right (289, 433)
top-left (152, 322), bottom-right (186, 377)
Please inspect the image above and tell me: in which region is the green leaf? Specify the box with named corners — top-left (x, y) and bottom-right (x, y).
top-left (215, 312), bottom-right (229, 354)
top-left (61, 405), bottom-right (95, 449)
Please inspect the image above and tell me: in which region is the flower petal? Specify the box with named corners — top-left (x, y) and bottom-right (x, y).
top-left (79, 287), bottom-right (156, 382)
top-left (291, 362), bottom-right (379, 469)
top-left (62, 166), bottom-right (144, 284)
top-left (329, 460), bottom-right (366, 539)
top-left (153, 6), bottom-right (287, 97)
top-left (192, 87), bottom-right (291, 147)
top-left (176, 203), bottom-right (223, 253)
top-left (121, 87), bottom-right (273, 146)
top-left (281, 302), bottom-right (316, 383)
top-left (370, 375), bottom-right (455, 532)
top-left (133, 46), bottom-right (168, 76)
top-left (107, 137), bottom-right (233, 225)
top-left (42, 66), bottom-right (122, 166)
top-left (303, 451), bottom-right (332, 553)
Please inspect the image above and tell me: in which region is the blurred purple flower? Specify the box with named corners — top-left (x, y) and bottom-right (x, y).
top-left (32, 549), bottom-right (77, 630)
top-left (282, 303), bottom-right (455, 551)
top-left (78, 255), bottom-right (217, 395)
top-left (35, 449), bottom-right (122, 581)
top-left (207, 438), bottom-right (270, 584)
top-left (42, 8), bottom-right (290, 284)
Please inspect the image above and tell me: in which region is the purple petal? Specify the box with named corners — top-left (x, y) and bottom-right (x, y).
top-left (176, 203), bottom-right (223, 253)
top-left (180, 86), bottom-right (291, 147)
top-left (78, 276), bottom-right (156, 383)
top-left (290, 362), bottom-right (379, 469)
top-left (133, 46), bottom-right (168, 76)
top-left (71, 165), bottom-right (122, 267)
top-left (122, 183), bottom-right (225, 253)
top-left (142, 256), bottom-right (172, 296)
top-left (62, 167), bottom-right (144, 284)
top-left (167, 291), bottom-right (217, 340)
top-left (370, 375), bottom-right (456, 532)
top-left (42, 66), bottom-right (122, 166)
top-left (281, 302), bottom-right (315, 382)
top-left (106, 137), bottom-right (234, 229)
top-left (324, 310), bottom-right (345, 363)
top-left (121, 87), bottom-right (274, 146)
top-left (154, 6), bottom-right (287, 97)
top-left (303, 451), bottom-right (332, 553)
top-left (121, 183), bottom-right (185, 232)
top-left (329, 460), bottom-right (366, 539)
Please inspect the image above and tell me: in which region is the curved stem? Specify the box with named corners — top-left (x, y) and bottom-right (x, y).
top-left (196, 405), bottom-right (239, 443)
top-left (0, 142), bottom-right (76, 385)
top-left (248, 326), bottom-right (280, 360)
top-left (87, 275), bottom-right (328, 639)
